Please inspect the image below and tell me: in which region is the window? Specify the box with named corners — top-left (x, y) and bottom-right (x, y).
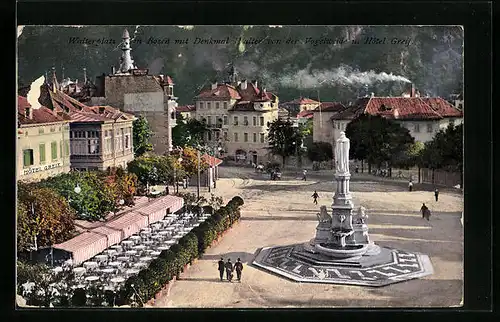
top-left (215, 131), bottom-right (220, 140)
top-left (233, 116), bottom-right (239, 126)
top-left (50, 127), bottom-right (55, 132)
top-left (208, 131), bottom-right (212, 141)
top-left (125, 135), bottom-right (130, 149)
top-left (337, 123), bottom-right (340, 130)
top-left (253, 116), bottom-right (257, 126)
top-left (69, 131), bottom-right (73, 138)
top-left (427, 123), bottom-right (433, 133)
top-left (216, 102), bottom-right (220, 109)
top-left (243, 116), bottom-right (248, 126)
top-left (38, 128), bottom-right (44, 134)
top-left (51, 142), bottom-right (58, 160)
top-left (414, 123), bottom-right (420, 133)
top-left (244, 133), bottom-right (248, 142)
top-left (207, 116), bottom-right (212, 126)
top-left (88, 139), bottom-right (100, 154)
top-left (223, 115), bottom-right (228, 125)
top-left (234, 133), bottom-right (238, 142)
top-left (223, 131), bottom-right (228, 141)
top-left (207, 102), bottom-right (211, 109)
top-left (223, 102), bottom-right (228, 109)
top-left (200, 102), bottom-right (204, 109)
top-left (253, 133), bottom-right (257, 142)
top-left (260, 133), bottom-right (265, 143)
top-left (260, 117), bottom-right (264, 126)
top-left (39, 144), bottom-right (46, 163)
top-left (23, 149), bottom-right (34, 167)
top-left (64, 141), bottom-right (70, 156)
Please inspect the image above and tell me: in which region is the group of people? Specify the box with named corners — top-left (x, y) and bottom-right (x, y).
top-left (217, 257), bottom-right (244, 282)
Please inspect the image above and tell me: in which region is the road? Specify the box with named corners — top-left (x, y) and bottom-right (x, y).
top-left (153, 166), bottom-right (463, 308)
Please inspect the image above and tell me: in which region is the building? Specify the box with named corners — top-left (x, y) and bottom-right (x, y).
top-left (194, 68), bottom-right (279, 164)
top-left (283, 97), bottom-right (320, 117)
top-left (312, 102), bottom-right (346, 144)
top-left (330, 88), bottom-right (463, 144)
top-left (17, 96), bottom-right (71, 182)
top-left (68, 29), bottom-right (177, 155)
top-left (39, 77), bottom-right (136, 171)
top-left (176, 105), bottom-right (195, 120)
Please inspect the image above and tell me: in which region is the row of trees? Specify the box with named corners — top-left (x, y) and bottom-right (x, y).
top-left (345, 114), bottom-right (463, 176)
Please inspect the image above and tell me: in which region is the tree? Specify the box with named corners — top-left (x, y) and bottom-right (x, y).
top-left (127, 154), bottom-right (175, 188)
top-left (307, 141), bottom-right (333, 163)
top-left (346, 114), bottom-right (415, 172)
top-left (133, 115), bottom-right (153, 157)
top-left (172, 114), bottom-right (209, 149)
top-left (267, 118), bottom-right (303, 167)
top-left (420, 123), bottom-right (463, 172)
top-left (37, 172), bottom-right (115, 221)
top-left (172, 147), bottom-right (209, 178)
top-left (392, 141), bottom-right (425, 169)
top-left (17, 185), bottom-right (76, 252)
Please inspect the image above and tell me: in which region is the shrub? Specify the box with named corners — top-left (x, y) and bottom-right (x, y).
top-left (230, 196), bottom-right (244, 207)
top-left (201, 205), bottom-right (213, 215)
top-left (71, 288), bottom-right (87, 307)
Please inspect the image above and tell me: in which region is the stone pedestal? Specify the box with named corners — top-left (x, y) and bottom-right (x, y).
top-left (314, 224), bottom-right (332, 245)
top-left (352, 223), bottom-right (370, 245)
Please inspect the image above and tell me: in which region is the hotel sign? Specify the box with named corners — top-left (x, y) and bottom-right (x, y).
top-left (23, 162), bottom-right (63, 176)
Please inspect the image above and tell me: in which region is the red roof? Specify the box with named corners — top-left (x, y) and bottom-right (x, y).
top-left (331, 96), bottom-right (460, 121)
top-left (420, 97), bottom-right (463, 118)
top-left (42, 86), bottom-right (135, 123)
top-left (297, 110), bottom-right (314, 119)
top-left (202, 154), bottom-right (223, 167)
top-left (176, 105), bottom-right (195, 112)
top-left (313, 102), bottom-right (346, 112)
top-left (196, 84), bottom-right (241, 100)
top-left (18, 96), bottom-right (70, 125)
top-left (287, 97), bottom-right (320, 105)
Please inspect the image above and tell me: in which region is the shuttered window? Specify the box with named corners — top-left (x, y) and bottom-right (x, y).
top-left (39, 144), bottom-right (46, 163)
top-left (51, 142), bottom-right (57, 160)
top-left (23, 149), bottom-right (33, 167)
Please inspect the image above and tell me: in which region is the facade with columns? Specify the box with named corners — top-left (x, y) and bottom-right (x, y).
top-left (68, 29), bottom-right (178, 155)
top-left (194, 67), bottom-right (279, 165)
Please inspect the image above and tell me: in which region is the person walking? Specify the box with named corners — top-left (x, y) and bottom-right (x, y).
top-left (434, 188), bottom-right (439, 202)
top-left (302, 169), bottom-right (308, 181)
top-left (217, 257), bottom-right (225, 281)
top-left (355, 165), bottom-right (359, 173)
top-left (312, 191), bottom-right (319, 205)
top-left (166, 185), bottom-right (170, 195)
top-left (234, 258), bottom-right (244, 282)
top-left (420, 203), bottom-right (431, 221)
top-left (225, 258), bottom-right (234, 282)
top-left (408, 180), bottom-right (413, 192)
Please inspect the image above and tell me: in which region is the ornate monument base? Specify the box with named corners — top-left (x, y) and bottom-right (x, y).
top-left (252, 131), bottom-right (434, 287)
top-left (253, 244), bottom-right (434, 287)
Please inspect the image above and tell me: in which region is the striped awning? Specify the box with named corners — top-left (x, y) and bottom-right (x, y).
top-left (53, 195), bottom-right (185, 265)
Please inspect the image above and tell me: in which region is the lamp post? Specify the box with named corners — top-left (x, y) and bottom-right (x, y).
top-left (174, 157), bottom-right (183, 194)
top-left (197, 149), bottom-right (201, 200)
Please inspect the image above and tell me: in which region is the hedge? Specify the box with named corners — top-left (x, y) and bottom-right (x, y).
top-left (114, 196), bottom-right (243, 306)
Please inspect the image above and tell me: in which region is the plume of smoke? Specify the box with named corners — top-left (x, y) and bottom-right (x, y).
top-left (26, 76), bottom-right (45, 109)
top-left (275, 64), bottom-right (411, 89)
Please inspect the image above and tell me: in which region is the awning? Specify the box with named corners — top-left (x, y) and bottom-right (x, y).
top-left (53, 195), bottom-right (185, 265)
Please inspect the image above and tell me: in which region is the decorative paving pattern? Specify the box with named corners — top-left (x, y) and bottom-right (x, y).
top-left (252, 244), bottom-right (434, 287)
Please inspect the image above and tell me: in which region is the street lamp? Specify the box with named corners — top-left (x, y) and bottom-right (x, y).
top-left (174, 157), bottom-right (183, 194)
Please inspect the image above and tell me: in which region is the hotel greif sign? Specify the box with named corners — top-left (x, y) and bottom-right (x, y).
top-left (23, 162), bottom-right (63, 176)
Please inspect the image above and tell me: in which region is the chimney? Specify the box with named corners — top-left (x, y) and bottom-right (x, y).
top-left (252, 80), bottom-right (258, 88)
top-left (240, 79), bottom-right (248, 90)
top-left (83, 68), bottom-right (87, 83)
top-left (370, 92), bottom-right (375, 97)
top-left (211, 81), bottom-right (218, 90)
top-left (410, 83), bottom-right (415, 97)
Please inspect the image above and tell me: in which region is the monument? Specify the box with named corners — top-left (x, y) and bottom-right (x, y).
top-left (253, 132), bottom-right (434, 287)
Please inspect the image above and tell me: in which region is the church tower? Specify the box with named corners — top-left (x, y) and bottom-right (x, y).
top-left (118, 29), bottom-right (137, 73)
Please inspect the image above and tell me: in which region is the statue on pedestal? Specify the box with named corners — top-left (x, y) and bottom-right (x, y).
top-left (316, 206), bottom-right (332, 224)
top-left (354, 206), bottom-right (368, 224)
top-left (335, 132), bottom-right (350, 175)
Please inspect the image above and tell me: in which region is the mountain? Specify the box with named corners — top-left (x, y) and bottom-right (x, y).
top-left (17, 25), bottom-right (463, 105)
